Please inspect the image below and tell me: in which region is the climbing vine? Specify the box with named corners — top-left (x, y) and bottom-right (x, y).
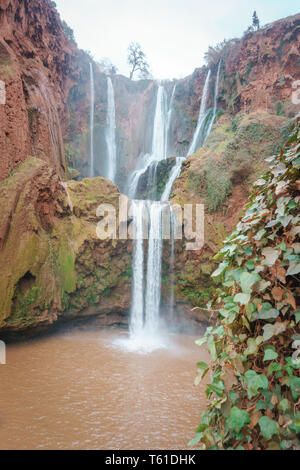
top-left (192, 119), bottom-right (300, 450)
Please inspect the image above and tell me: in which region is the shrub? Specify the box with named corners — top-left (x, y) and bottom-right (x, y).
top-left (275, 100), bottom-right (285, 117)
top-left (62, 20), bottom-right (77, 46)
top-left (205, 162), bottom-right (231, 212)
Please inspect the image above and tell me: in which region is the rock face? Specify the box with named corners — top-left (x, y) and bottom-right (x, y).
top-left (0, 0), bottom-right (299, 333)
top-left (0, 157), bottom-right (131, 335)
top-left (170, 111), bottom-right (292, 311)
top-left (0, 0), bottom-right (75, 180)
top-left (64, 13), bottom-right (300, 188)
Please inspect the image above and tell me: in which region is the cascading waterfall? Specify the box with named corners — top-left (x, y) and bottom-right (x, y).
top-left (161, 157), bottom-right (185, 202)
top-left (187, 70), bottom-right (211, 156)
top-left (127, 84), bottom-right (169, 199)
top-left (127, 71), bottom-right (220, 350)
top-left (165, 84), bottom-right (176, 158)
top-left (152, 85), bottom-right (168, 160)
top-left (127, 84), bottom-right (169, 347)
top-left (106, 77), bottom-right (117, 183)
top-left (144, 201), bottom-right (164, 334)
top-left (89, 63), bottom-right (95, 178)
top-left (130, 200), bottom-right (146, 336)
top-left (204, 61), bottom-right (221, 144)
top-left (169, 207), bottom-right (176, 320)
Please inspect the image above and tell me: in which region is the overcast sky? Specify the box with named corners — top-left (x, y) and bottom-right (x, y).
top-left (54, 0), bottom-right (299, 79)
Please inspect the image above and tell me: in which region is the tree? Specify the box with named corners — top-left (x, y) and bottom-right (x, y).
top-left (62, 20), bottom-right (77, 46)
top-left (127, 42), bottom-right (150, 80)
top-left (204, 39), bottom-right (239, 67)
top-left (97, 58), bottom-right (118, 76)
top-left (252, 11), bottom-right (260, 30)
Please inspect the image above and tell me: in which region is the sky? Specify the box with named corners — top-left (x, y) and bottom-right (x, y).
top-left (54, 0), bottom-right (300, 79)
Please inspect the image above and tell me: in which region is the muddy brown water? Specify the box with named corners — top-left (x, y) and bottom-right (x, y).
top-left (0, 328), bottom-right (209, 450)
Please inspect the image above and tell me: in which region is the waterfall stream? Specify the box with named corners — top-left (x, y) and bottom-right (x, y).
top-left (187, 70), bottom-right (211, 156)
top-left (165, 84), bottom-right (176, 158)
top-left (106, 77), bottom-right (117, 183)
top-left (124, 71), bottom-right (219, 351)
top-left (204, 61), bottom-right (221, 144)
top-left (89, 63), bottom-right (95, 178)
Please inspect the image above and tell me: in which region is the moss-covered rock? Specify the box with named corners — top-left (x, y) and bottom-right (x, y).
top-left (0, 157), bottom-right (132, 334)
top-left (171, 110), bottom-right (290, 308)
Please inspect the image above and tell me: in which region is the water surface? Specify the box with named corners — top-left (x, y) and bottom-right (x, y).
top-left (0, 329), bottom-right (209, 450)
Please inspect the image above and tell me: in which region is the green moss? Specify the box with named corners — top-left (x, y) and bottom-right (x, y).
top-left (274, 100), bottom-right (285, 117)
top-left (57, 243), bottom-right (77, 294)
top-left (206, 161), bottom-right (232, 212)
top-left (276, 38), bottom-right (285, 62)
top-left (244, 61), bottom-right (254, 78)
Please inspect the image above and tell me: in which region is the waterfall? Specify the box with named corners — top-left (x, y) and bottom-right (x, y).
top-left (106, 77), bottom-right (117, 183)
top-left (89, 63), bottom-right (95, 178)
top-left (126, 73), bottom-right (220, 350)
top-left (204, 61), bottom-right (221, 143)
top-left (130, 200), bottom-right (146, 336)
top-left (144, 201), bottom-right (163, 334)
top-left (127, 84), bottom-right (168, 199)
top-left (168, 206), bottom-right (175, 321)
top-left (161, 157), bottom-right (185, 202)
top-left (165, 84), bottom-right (176, 158)
top-left (187, 70), bottom-right (211, 156)
top-left (152, 85), bottom-right (168, 160)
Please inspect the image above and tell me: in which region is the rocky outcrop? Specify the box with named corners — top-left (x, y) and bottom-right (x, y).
top-left (65, 13), bottom-right (300, 188)
top-left (170, 110), bottom-right (292, 310)
top-left (0, 157), bottom-right (131, 335)
top-left (0, 0), bottom-right (76, 180)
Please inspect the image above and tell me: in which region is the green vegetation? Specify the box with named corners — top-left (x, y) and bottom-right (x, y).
top-left (275, 100), bottom-right (285, 117)
top-left (252, 11), bottom-right (260, 31)
top-left (62, 20), bottom-right (77, 46)
top-left (205, 161), bottom-right (232, 212)
top-left (193, 120), bottom-right (300, 450)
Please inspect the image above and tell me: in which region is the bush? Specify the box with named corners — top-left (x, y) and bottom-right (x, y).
top-left (205, 162), bottom-right (231, 212)
top-left (275, 100), bottom-right (285, 117)
top-left (62, 20), bottom-right (77, 46)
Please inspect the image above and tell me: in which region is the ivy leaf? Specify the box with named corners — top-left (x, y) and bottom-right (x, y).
top-left (259, 416), bottom-right (279, 440)
top-left (240, 271), bottom-right (260, 294)
top-left (244, 337), bottom-right (263, 356)
top-left (267, 363), bottom-right (282, 376)
top-left (257, 302), bottom-right (279, 320)
top-left (286, 263), bottom-right (300, 276)
top-left (195, 362), bottom-right (209, 385)
top-left (188, 433), bottom-right (203, 446)
top-left (207, 335), bottom-right (217, 361)
top-left (278, 398), bottom-right (291, 412)
top-left (244, 370), bottom-right (268, 399)
top-left (212, 261), bottom-right (229, 277)
top-left (254, 229), bottom-right (266, 241)
top-left (263, 321), bottom-right (287, 340)
top-left (195, 337), bottom-right (207, 347)
top-left (226, 407), bottom-right (250, 433)
top-left (262, 247), bottom-right (280, 267)
top-left (263, 347), bottom-right (278, 362)
top-left (288, 376), bottom-right (300, 400)
top-left (207, 380), bottom-right (225, 397)
top-left (234, 293), bottom-right (250, 305)
top-left (279, 215), bottom-right (293, 228)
